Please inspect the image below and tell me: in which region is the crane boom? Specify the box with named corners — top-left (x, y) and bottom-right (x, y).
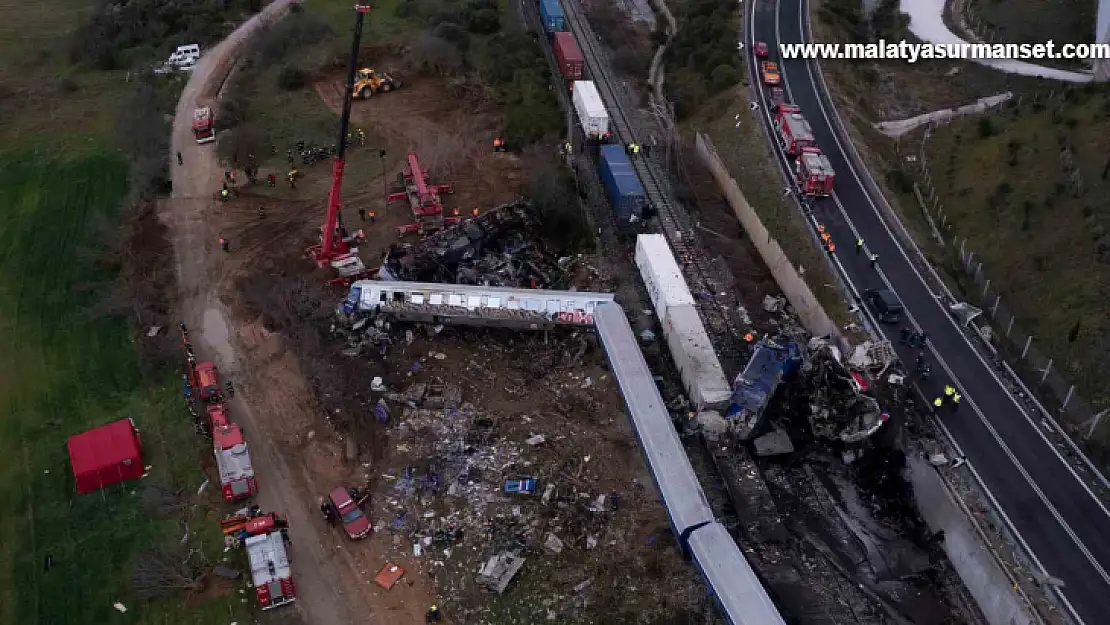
top-left (315, 4), bottom-right (371, 266)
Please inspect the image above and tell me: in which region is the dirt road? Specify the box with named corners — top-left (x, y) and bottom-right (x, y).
top-left (166, 3), bottom-right (357, 624)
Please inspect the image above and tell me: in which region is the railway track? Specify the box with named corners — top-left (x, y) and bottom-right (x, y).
top-left (558, 0), bottom-right (747, 373)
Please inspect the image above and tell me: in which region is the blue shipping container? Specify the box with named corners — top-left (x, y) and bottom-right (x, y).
top-left (539, 0), bottom-right (566, 33)
top-left (599, 145), bottom-right (646, 222)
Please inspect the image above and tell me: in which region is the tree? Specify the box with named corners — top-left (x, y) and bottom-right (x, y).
top-left (1068, 318), bottom-right (1081, 343)
top-left (131, 548), bottom-right (209, 598)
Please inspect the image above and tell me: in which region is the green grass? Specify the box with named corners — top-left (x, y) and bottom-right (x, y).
top-left (922, 88), bottom-right (1110, 407)
top-left (0, 154), bottom-right (252, 624)
top-left (972, 0), bottom-right (1094, 48)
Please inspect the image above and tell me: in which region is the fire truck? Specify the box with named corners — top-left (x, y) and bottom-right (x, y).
top-left (774, 105), bottom-right (816, 157)
top-left (223, 511), bottom-right (296, 610)
top-left (181, 324), bottom-right (223, 403)
top-left (192, 106), bottom-right (216, 144)
top-left (795, 147), bottom-right (836, 197)
top-left (212, 420), bottom-right (258, 501)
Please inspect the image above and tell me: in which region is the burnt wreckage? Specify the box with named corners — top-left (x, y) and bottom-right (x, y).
top-left (723, 336), bottom-right (888, 446)
top-left (377, 201), bottom-right (566, 289)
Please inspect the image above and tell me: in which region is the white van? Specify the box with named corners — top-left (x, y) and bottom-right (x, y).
top-left (168, 44), bottom-right (201, 68)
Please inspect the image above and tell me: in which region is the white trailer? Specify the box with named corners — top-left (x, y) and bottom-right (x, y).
top-left (661, 304), bottom-right (731, 411)
top-left (571, 81), bottom-right (610, 140)
top-left (635, 234), bottom-right (694, 325)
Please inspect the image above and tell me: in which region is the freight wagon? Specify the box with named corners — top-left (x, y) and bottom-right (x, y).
top-left (571, 81), bottom-right (610, 140)
top-left (635, 234), bottom-right (694, 325)
top-left (552, 32), bottom-right (584, 81)
top-left (598, 145), bottom-right (645, 222)
top-left (661, 304), bottom-right (732, 411)
top-left (538, 0), bottom-right (565, 33)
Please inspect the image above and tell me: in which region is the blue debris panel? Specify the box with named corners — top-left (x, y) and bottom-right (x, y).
top-left (726, 339), bottom-right (802, 430)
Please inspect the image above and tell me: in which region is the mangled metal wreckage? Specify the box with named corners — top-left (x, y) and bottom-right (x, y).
top-left (725, 336), bottom-right (888, 443)
top-left (377, 201), bottom-right (565, 289)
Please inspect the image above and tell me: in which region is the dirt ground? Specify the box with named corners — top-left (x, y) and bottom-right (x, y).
top-left (166, 10), bottom-right (705, 624)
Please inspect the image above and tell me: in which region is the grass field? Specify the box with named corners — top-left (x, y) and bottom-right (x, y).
top-left (922, 88), bottom-right (1110, 407)
top-left (0, 153), bottom-right (251, 624)
top-left (0, 0), bottom-right (259, 621)
top-left (971, 0), bottom-right (1094, 47)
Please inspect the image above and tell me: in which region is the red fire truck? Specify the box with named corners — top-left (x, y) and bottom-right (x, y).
top-left (774, 105), bottom-right (816, 157)
top-left (795, 147), bottom-right (836, 197)
top-left (213, 422), bottom-right (258, 501)
top-left (192, 106), bottom-right (216, 144)
top-left (223, 512), bottom-right (296, 610)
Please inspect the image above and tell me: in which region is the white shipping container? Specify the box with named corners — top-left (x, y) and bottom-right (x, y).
top-left (636, 234), bottom-right (694, 324)
top-left (571, 81), bottom-right (610, 139)
top-left (662, 304), bottom-right (731, 410)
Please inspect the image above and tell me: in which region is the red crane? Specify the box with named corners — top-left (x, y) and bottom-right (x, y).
top-left (307, 4), bottom-right (371, 284)
top-left (390, 152), bottom-right (459, 235)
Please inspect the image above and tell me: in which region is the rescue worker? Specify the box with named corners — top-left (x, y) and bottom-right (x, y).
top-left (856, 238), bottom-right (864, 254)
top-left (224, 168), bottom-right (231, 182)
top-left (452, 207), bottom-right (460, 217)
top-left (219, 236), bottom-right (229, 252)
top-left (900, 327), bottom-right (911, 344)
top-left (826, 241), bottom-right (836, 254)
top-left (492, 137), bottom-right (503, 152)
top-left (744, 332), bottom-right (755, 342)
top-left (369, 210), bottom-right (376, 224)
top-left (177, 151), bottom-right (183, 166)
top-left (258, 205), bottom-right (266, 219)
top-left (917, 331), bottom-right (929, 348)
top-left (358, 207), bottom-right (366, 221)
top-left (869, 253), bottom-right (879, 268)
top-left (817, 223), bottom-right (826, 235)
top-left (919, 363), bottom-right (932, 380)
top-left (643, 143), bottom-right (652, 158)
top-left (632, 143), bottom-right (641, 155)
top-left (951, 392), bottom-right (962, 412)
top-left (944, 384), bottom-right (956, 399)
top-left (933, 396), bottom-right (944, 411)
top-left (267, 173), bottom-right (277, 187)
top-left (288, 169), bottom-right (298, 190)
top-left (564, 141), bottom-right (572, 154)
top-left (472, 207), bottom-right (479, 218)
top-left (426, 605), bottom-right (442, 623)
top-left (220, 187), bottom-right (230, 202)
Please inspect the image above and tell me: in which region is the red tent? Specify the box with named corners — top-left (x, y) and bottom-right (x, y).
top-left (67, 418), bottom-right (144, 494)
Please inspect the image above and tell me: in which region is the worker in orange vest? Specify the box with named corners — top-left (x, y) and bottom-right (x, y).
top-left (826, 241), bottom-right (836, 254)
top-left (368, 210), bottom-right (376, 224)
top-left (472, 207), bottom-right (479, 218)
top-left (218, 236), bottom-right (229, 252)
top-left (817, 223), bottom-right (826, 235)
top-left (453, 207), bottom-right (460, 217)
top-left (744, 332), bottom-right (755, 342)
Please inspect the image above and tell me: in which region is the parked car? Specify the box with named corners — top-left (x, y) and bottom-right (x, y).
top-left (865, 288), bottom-right (904, 324)
top-left (322, 487), bottom-right (371, 539)
top-left (754, 41), bottom-right (769, 58)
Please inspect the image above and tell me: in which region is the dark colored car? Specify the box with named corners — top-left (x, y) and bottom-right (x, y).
top-left (865, 288), bottom-right (904, 324)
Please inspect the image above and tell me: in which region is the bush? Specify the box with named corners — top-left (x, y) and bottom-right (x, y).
top-left (885, 168), bottom-right (914, 194)
top-left (710, 64), bottom-right (742, 91)
top-left (117, 76), bottom-right (171, 200)
top-left (216, 95), bottom-right (249, 131)
top-left (276, 64), bottom-right (307, 91)
top-left (977, 117), bottom-right (995, 138)
top-left (246, 13), bottom-right (335, 71)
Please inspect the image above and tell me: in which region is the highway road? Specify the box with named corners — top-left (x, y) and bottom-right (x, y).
top-left (746, 0), bottom-right (1110, 622)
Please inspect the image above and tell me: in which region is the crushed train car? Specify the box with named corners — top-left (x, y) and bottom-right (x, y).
top-left (726, 338), bottom-right (802, 439)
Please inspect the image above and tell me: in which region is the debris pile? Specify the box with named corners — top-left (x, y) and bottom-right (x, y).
top-left (378, 201), bottom-right (570, 289)
top-left (358, 331), bottom-right (708, 624)
top-left (801, 338), bottom-right (887, 443)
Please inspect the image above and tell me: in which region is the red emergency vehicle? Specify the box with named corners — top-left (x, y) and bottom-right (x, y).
top-left (193, 107), bottom-right (216, 144)
top-left (222, 511), bottom-right (296, 610)
top-left (795, 147), bottom-right (836, 197)
top-left (774, 105), bottom-right (816, 157)
top-left (213, 422), bottom-right (258, 501)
